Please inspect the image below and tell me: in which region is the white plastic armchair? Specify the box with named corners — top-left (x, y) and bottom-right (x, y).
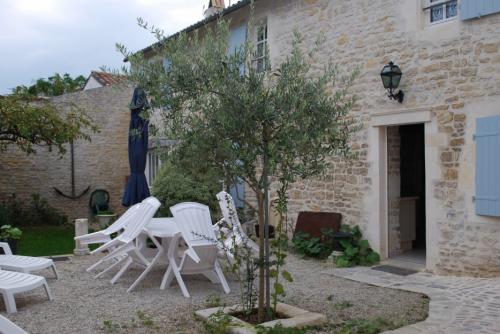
top-left (216, 191), bottom-right (259, 264)
top-left (0, 314), bottom-right (28, 334)
top-left (88, 197), bottom-right (161, 284)
top-left (75, 203), bottom-right (141, 246)
top-left (161, 202), bottom-right (230, 297)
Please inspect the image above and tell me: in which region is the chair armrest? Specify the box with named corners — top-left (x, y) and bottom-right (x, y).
top-left (0, 242), bottom-right (13, 255)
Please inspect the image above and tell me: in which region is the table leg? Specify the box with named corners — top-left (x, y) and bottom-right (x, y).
top-left (127, 234), bottom-right (166, 292)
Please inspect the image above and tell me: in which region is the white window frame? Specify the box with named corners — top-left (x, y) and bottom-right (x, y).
top-left (427, 0), bottom-right (458, 25)
top-left (145, 149), bottom-right (162, 187)
top-left (254, 22), bottom-right (268, 73)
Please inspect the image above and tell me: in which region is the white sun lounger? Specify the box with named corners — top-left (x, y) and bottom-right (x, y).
top-left (0, 243), bottom-right (58, 279)
top-left (75, 203), bottom-right (142, 247)
top-left (75, 203), bottom-right (142, 272)
top-left (0, 314), bottom-right (28, 334)
top-left (0, 270), bottom-right (53, 313)
top-left (90, 197), bottom-right (161, 286)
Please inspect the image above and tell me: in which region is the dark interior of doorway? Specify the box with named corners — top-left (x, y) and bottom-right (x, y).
top-left (399, 124), bottom-right (426, 252)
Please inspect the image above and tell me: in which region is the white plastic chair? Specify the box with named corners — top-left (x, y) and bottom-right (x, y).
top-left (0, 314), bottom-right (28, 334)
top-left (215, 191), bottom-right (259, 264)
top-left (161, 202), bottom-right (230, 297)
top-left (0, 243), bottom-right (58, 279)
top-left (0, 270), bottom-right (53, 314)
top-left (90, 197), bottom-right (161, 286)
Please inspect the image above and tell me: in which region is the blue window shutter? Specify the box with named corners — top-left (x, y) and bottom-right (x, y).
top-left (163, 58), bottom-right (172, 72)
top-left (228, 24), bottom-right (247, 55)
top-left (475, 115), bottom-right (500, 216)
top-left (228, 24), bottom-right (247, 75)
top-left (229, 177), bottom-right (245, 209)
top-left (461, 0), bottom-right (500, 20)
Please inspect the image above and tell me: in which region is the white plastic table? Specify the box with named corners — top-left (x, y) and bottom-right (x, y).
top-left (128, 218), bottom-right (201, 292)
top-left (127, 217), bottom-right (179, 292)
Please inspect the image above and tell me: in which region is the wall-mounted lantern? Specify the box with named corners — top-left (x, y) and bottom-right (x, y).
top-left (380, 61), bottom-right (404, 103)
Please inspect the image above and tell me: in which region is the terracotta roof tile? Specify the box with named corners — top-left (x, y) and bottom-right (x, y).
top-left (89, 71), bottom-right (127, 86)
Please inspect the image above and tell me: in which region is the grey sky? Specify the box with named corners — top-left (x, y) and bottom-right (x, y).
top-left (0, 0), bottom-right (207, 94)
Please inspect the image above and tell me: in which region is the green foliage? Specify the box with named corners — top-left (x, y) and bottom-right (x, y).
top-left (101, 311), bottom-right (159, 333)
top-left (204, 310), bottom-right (234, 334)
top-left (151, 160), bottom-right (221, 218)
top-left (335, 225), bottom-right (380, 268)
top-left (12, 73), bottom-right (87, 97)
top-left (96, 211), bottom-right (115, 216)
top-left (120, 17), bottom-right (358, 321)
top-left (334, 301), bottom-right (354, 310)
top-left (136, 311), bottom-right (160, 330)
top-left (101, 320), bottom-right (121, 333)
top-left (292, 228), bottom-right (335, 259)
top-left (0, 92), bottom-right (96, 154)
top-left (0, 225), bottom-right (22, 240)
top-left (0, 194), bottom-right (68, 227)
top-left (17, 225), bottom-right (76, 256)
top-left (336, 318), bottom-right (396, 334)
top-left (256, 324), bottom-right (307, 334)
top-left (204, 295), bottom-right (224, 308)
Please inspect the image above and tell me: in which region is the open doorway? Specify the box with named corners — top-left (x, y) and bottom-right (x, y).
top-left (387, 124), bottom-right (426, 265)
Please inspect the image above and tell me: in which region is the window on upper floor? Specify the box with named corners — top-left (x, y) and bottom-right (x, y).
top-left (427, 0), bottom-right (458, 24)
top-left (254, 23), bottom-right (268, 73)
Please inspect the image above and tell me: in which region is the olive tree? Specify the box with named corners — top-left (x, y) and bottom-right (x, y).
top-left (0, 93), bottom-right (95, 154)
top-left (119, 17), bottom-right (358, 322)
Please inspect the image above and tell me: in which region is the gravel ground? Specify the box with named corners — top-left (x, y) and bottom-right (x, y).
top-left (5, 254), bottom-right (428, 334)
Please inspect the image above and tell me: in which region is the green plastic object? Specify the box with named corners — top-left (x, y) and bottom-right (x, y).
top-left (89, 189), bottom-right (110, 214)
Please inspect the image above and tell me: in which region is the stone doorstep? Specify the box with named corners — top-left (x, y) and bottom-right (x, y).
top-left (194, 302), bottom-right (328, 334)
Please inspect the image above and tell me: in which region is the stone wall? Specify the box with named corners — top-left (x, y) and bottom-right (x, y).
top-left (230, 0), bottom-right (500, 276)
top-left (0, 85), bottom-right (133, 222)
top-left (387, 126), bottom-right (401, 257)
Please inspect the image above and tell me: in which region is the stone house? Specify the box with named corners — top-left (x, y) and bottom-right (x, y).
top-left (0, 78), bottom-right (133, 222)
top-left (138, 0), bottom-right (500, 277)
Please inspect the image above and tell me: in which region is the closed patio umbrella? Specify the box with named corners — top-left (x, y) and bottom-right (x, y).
top-left (122, 87), bottom-right (151, 206)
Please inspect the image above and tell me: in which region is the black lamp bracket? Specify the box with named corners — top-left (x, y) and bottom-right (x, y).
top-left (388, 89), bottom-right (404, 103)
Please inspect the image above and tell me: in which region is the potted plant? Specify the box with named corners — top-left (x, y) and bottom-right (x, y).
top-left (0, 225), bottom-right (22, 254)
top-left (95, 211), bottom-right (117, 229)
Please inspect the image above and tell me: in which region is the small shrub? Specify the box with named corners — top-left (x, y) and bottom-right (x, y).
top-left (0, 225), bottom-right (22, 240)
top-left (256, 324), bottom-right (308, 334)
top-left (337, 318), bottom-right (396, 334)
top-left (152, 161), bottom-right (221, 219)
top-left (101, 320), bottom-right (121, 333)
top-left (204, 294), bottom-right (224, 308)
top-left (334, 225), bottom-right (379, 268)
top-left (0, 194), bottom-right (67, 227)
top-left (204, 310), bottom-right (234, 334)
top-left (292, 228), bottom-right (335, 259)
top-left (136, 311), bottom-right (159, 330)
top-left (334, 301), bottom-right (353, 310)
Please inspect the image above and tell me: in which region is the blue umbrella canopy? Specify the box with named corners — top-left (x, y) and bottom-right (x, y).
top-left (122, 87), bottom-right (151, 206)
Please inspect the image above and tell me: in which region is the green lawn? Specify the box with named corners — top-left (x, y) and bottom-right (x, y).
top-left (17, 225), bottom-right (76, 257)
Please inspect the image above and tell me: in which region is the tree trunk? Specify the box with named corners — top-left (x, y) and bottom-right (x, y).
top-left (256, 191), bottom-right (265, 323)
top-left (263, 154), bottom-right (271, 319)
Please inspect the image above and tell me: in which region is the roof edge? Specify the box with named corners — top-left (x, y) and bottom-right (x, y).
top-left (123, 0), bottom-right (252, 62)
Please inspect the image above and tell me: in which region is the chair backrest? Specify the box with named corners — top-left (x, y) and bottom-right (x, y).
top-left (119, 197), bottom-right (161, 242)
top-left (216, 191), bottom-right (242, 230)
top-left (105, 203), bottom-right (142, 234)
top-left (170, 202), bottom-right (217, 245)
